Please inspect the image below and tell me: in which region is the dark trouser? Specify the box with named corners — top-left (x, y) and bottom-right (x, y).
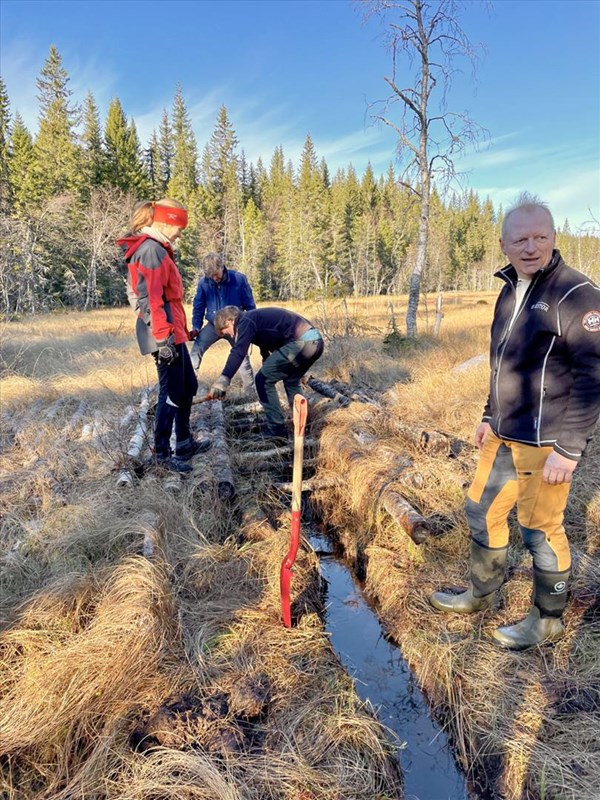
top-left (154, 343), bottom-right (198, 458)
top-left (255, 336), bottom-right (324, 427)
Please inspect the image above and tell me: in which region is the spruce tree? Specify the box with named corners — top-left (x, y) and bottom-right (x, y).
top-left (7, 113), bottom-right (35, 214)
top-left (168, 85), bottom-right (198, 203)
top-left (146, 130), bottom-right (162, 196)
top-left (158, 107), bottom-right (174, 193)
top-left (81, 92), bottom-right (105, 190)
top-left (0, 77), bottom-right (13, 212)
top-left (294, 133), bottom-right (329, 297)
top-left (31, 45), bottom-right (82, 201)
top-left (104, 98), bottom-right (150, 195)
top-left (201, 105), bottom-right (242, 259)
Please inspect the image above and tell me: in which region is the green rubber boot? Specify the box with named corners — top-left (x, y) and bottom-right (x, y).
top-left (492, 568), bottom-right (569, 651)
top-left (429, 541), bottom-right (508, 614)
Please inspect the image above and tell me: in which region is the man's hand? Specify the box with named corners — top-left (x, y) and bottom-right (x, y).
top-left (474, 421), bottom-right (492, 449)
top-left (207, 374), bottom-right (230, 400)
top-left (156, 334), bottom-right (178, 365)
top-left (189, 328), bottom-right (199, 341)
top-left (543, 451), bottom-right (577, 485)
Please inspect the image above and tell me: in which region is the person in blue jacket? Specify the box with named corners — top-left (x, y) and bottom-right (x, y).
top-left (190, 253), bottom-right (256, 391)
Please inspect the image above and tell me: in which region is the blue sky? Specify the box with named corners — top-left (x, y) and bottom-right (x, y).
top-left (1, 0), bottom-right (599, 230)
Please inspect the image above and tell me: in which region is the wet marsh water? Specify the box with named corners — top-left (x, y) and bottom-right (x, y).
top-left (311, 531), bottom-right (471, 800)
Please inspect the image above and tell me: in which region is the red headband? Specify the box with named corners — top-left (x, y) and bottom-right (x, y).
top-left (153, 204), bottom-right (188, 229)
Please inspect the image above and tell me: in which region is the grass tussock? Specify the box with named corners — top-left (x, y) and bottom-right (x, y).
top-left (1, 301), bottom-right (405, 799)
top-left (314, 340), bottom-right (600, 799)
top-left (3, 294), bottom-right (596, 800)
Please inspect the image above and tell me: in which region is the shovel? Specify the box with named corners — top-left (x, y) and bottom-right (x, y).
top-left (280, 394), bottom-right (308, 628)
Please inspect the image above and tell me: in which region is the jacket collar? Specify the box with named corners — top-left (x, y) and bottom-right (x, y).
top-left (208, 266), bottom-right (229, 286)
top-left (495, 249), bottom-right (563, 287)
top-left (117, 233), bottom-right (174, 261)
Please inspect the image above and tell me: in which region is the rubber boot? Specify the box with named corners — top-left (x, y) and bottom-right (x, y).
top-left (492, 568), bottom-right (569, 651)
top-left (429, 540), bottom-right (508, 614)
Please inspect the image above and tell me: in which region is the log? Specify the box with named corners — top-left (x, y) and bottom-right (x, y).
top-left (224, 401), bottom-right (264, 417)
top-left (236, 456), bottom-right (317, 476)
top-left (190, 400), bottom-right (235, 499)
top-left (387, 419), bottom-right (472, 457)
top-left (380, 488), bottom-right (431, 544)
top-left (227, 417), bottom-right (267, 434)
top-left (329, 378), bottom-right (380, 406)
top-left (117, 389), bottom-right (152, 487)
top-left (273, 476), bottom-right (342, 493)
top-left (452, 352), bottom-right (487, 374)
top-left (138, 511), bottom-right (161, 557)
top-left (63, 400), bottom-right (90, 436)
top-left (234, 438), bottom-right (317, 464)
top-left (305, 377), bottom-right (351, 407)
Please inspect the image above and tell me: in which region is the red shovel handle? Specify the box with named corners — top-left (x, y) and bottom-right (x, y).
top-left (280, 395), bottom-right (308, 627)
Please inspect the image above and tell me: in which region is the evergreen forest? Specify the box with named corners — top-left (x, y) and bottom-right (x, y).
top-left (1, 46), bottom-right (598, 320)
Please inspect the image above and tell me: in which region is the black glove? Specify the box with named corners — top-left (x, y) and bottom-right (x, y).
top-left (156, 334), bottom-right (178, 366)
top-left (207, 375), bottom-right (230, 400)
top-left (189, 328), bottom-right (199, 341)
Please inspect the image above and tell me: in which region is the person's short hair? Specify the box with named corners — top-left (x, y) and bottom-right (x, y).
top-left (214, 305), bottom-right (242, 333)
top-left (502, 192), bottom-right (555, 238)
top-left (201, 252), bottom-right (225, 278)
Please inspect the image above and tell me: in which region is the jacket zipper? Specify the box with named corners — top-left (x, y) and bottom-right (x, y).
top-left (493, 273), bottom-right (540, 433)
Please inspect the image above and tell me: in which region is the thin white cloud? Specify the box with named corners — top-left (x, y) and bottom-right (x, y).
top-left (1, 39), bottom-right (41, 129)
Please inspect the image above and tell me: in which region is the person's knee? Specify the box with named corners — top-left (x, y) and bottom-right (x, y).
top-left (465, 498), bottom-right (491, 547)
top-left (255, 370), bottom-right (267, 400)
top-left (520, 524), bottom-right (570, 571)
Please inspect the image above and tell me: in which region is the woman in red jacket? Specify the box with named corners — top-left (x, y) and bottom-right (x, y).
top-left (119, 199), bottom-right (210, 473)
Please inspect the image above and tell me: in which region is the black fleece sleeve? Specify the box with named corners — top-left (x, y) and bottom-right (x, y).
top-left (221, 317), bottom-right (256, 380)
top-left (555, 283), bottom-right (600, 459)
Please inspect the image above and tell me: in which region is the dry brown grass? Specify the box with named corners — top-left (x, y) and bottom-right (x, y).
top-left (2, 293), bottom-right (597, 800)
top-left (313, 316), bottom-right (600, 800)
top-left (0, 300), bottom-right (407, 799)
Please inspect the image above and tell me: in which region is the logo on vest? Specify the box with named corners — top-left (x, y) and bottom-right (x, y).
top-left (552, 581), bottom-right (567, 595)
top-left (530, 302), bottom-right (549, 312)
top-left (582, 310), bottom-right (600, 332)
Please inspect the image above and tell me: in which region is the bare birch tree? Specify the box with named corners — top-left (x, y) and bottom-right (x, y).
top-left (362, 0), bottom-right (487, 336)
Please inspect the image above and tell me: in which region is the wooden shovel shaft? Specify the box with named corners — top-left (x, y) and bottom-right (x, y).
top-left (280, 395), bottom-right (308, 628)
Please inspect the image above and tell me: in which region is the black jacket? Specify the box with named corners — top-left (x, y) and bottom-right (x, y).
top-left (221, 308), bottom-right (313, 380)
top-left (483, 250), bottom-right (600, 460)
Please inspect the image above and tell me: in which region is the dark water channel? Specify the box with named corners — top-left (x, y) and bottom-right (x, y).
top-left (310, 530), bottom-right (472, 800)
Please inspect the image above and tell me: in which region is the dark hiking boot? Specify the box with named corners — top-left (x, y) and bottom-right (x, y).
top-left (429, 585), bottom-right (496, 614)
top-left (175, 437), bottom-right (212, 460)
top-left (429, 540), bottom-right (508, 614)
top-left (264, 423), bottom-right (290, 442)
top-left (153, 456), bottom-right (193, 474)
top-left (492, 567), bottom-right (569, 651)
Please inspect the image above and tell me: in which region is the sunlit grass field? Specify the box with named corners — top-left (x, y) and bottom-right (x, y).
top-left (1, 292), bottom-right (597, 800)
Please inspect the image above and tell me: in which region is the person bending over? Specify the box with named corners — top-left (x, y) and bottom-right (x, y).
top-left (207, 306), bottom-right (324, 439)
